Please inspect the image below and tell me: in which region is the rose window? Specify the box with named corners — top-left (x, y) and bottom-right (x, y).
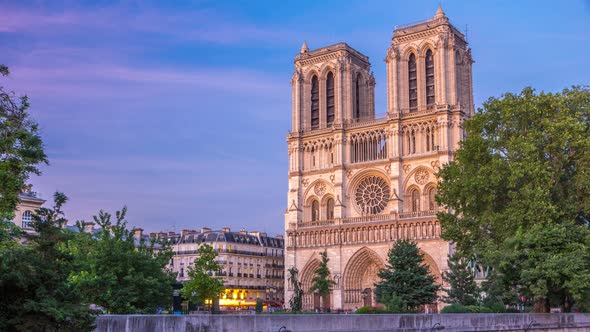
top-left (354, 176), bottom-right (390, 215)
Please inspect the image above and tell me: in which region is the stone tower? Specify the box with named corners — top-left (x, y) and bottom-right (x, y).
top-left (285, 6), bottom-right (474, 311)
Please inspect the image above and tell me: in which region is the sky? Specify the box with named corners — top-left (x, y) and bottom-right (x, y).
top-left (1, 0), bottom-right (589, 236)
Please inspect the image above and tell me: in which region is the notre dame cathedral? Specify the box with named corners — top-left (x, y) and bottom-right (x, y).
top-left (284, 6), bottom-right (474, 311)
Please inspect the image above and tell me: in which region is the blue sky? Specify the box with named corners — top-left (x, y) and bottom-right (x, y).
top-left (2, 0), bottom-right (589, 236)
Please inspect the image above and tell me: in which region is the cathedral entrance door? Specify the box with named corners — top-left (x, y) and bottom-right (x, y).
top-left (313, 293), bottom-right (320, 311)
top-left (362, 288), bottom-right (372, 307)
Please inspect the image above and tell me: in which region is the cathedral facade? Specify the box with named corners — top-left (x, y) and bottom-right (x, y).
top-left (284, 6), bottom-right (474, 311)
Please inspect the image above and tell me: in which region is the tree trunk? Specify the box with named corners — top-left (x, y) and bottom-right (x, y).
top-left (533, 297), bottom-right (549, 313)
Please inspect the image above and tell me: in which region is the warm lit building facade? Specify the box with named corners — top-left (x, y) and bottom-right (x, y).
top-left (160, 228), bottom-right (285, 310)
top-left (12, 191), bottom-right (46, 232)
top-left (285, 6), bottom-right (474, 311)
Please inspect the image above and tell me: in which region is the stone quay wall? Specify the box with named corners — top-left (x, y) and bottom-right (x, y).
top-left (95, 313), bottom-right (590, 332)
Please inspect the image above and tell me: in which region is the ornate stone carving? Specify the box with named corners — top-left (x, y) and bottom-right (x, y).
top-left (431, 160), bottom-right (440, 172)
top-left (403, 164), bottom-right (412, 174)
top-left (354, 176), bottom-right (390, 215)
top-left (414, 169), bottom-right (429, 185)
top-left (329, 174), bottom-right (335, 183)
top-left (314, 181), bottom-right (327, 196)
top-left (384, 164), bottom-right (391, 174)
top-left (302, 179), bottom-right (309, 187)
top-left (346, 169), bottom-right (354, 179)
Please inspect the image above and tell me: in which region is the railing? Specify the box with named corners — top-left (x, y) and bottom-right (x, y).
top-left (295, 209), bottom-right (443, 228)
top-left (342, 213), bottom-right (398, 224)
top-left (398, 209), bottom-right (441, 219)
top-left (298, 219), bottom-right (335, 228)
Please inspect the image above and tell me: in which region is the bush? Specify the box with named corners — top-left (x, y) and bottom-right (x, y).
top-left (354, 306), bottom-right (390, 314)
top-left (466, 305), bottom-right (493, 313)
top-left (384, 294), bottom-right (408, 313)
top-left (486, 301), bottom-right (506, 313)
top-left (441, 303), bottom-right (469, 313)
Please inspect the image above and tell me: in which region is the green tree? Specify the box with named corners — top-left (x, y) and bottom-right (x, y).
top-left (287, 266), bottom-right (303, 312)
top-left (180, 243), bottom-right (224, 312)
top-left (442, 252), bottom-right (480, 306)
top-left (68, 207), bottom-right (175, 314)
top-left (437, 86), bottom-right (590, 312)
top-left (374, 240), bottom-right (439, 312)
top-left (0, 65), bottom-right (48, 220)
top-left (0, 192), bottom-right (94, 331)
top-left (309, 250), bottom-right (336, 311)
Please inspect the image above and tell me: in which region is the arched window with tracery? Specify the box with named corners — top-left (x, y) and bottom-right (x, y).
top-left (408, 53), bottom-right (417, 112)
top-left (426, 128), bottom-right (431, 151)
top-left (411, 130), bottom-right (416, 154)
top-left (326, 198), bottom-right (335, 220)
top-left (425, 49), bottom-right (435, 106)
top-left (22, 210), bottom-right (33, 228)
top-left (431, 126), bottom-right (436, 150)
top-left (311, 75), bottom-right (319, 129)
top-left (311, 200), bottom-right (320, 221)
top-left (326, 72), bottom-right (335, 126)
top-left (411, 189), bottom-right (420, 212)
top-left (428, 187), bottom-right (437, 210)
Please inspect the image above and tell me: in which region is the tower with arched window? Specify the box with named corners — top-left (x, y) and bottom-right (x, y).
top-left (285, 5), bottom-right (474, 312)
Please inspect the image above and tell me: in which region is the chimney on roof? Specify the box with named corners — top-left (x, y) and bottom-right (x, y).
top-left (149, 232), bottom-right (157, 238)
top-left (248, 230), bottom-right (260, 236)
top-left (168, 231), bottom-right (175, 237)
top-left (221, 227), bottom-right (231, 233)
top-left (275, 235), bottom-right (284, 239)
top-left (83, 221), bottom-right (95, 234)
top-left (133, 228), bottom-right (144, 241)
top-left (201, 227), bottom-right (212, 233)
top-left (181, 229), bottom-right (191, 236)
top-left (239, 228), bottom-right (247, 234)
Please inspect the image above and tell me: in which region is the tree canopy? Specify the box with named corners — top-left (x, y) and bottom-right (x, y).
top-left (437, 86), bottom-right (590, 312)
top-left (0, 193), bottom-right (94, 331)
top-left (0, 65), bottom-right (47, 220)
top-left (180, 243), bottom-right (224, 312)
top-left (309, 250), bottom-right (336, 310)
top-left (441, 252), bottom-right (480, 306)
top-left (374, 240), bottom-right (439, 312)
top-left (67, 207), bottom-right (175, 314)
top-left (287, 266), bottom-right (304, 312)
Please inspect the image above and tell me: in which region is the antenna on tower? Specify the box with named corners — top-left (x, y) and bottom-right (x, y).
top-left (464, 24), bottom-right (470, 42)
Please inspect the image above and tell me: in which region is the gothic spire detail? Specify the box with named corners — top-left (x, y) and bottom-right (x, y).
top-left (435, 4), bottom-right (445, 19)
top-left (300, 41), bottom-right (309, 54)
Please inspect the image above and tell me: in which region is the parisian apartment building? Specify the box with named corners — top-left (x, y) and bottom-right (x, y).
top-left (146, 227), bottom-right (285, 311)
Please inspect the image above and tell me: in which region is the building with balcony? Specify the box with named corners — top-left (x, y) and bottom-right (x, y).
top-left (285, 5), bottom-right (474, 311)
top-left (159, 227), bottom-right (285, 310)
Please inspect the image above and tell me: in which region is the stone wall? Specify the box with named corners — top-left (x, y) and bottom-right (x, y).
top-left (95, 313), bottom-right (590, 332)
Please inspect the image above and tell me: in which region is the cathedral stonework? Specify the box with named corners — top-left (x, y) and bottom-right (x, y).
top-left (284, 6), bottom-right (474, 311)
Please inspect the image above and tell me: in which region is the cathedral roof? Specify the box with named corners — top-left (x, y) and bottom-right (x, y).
top-left (294, 42), bottom-right (369, 64)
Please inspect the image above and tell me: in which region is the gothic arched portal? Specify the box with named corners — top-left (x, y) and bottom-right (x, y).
top-left (342, 247), bottom-right (385, 309)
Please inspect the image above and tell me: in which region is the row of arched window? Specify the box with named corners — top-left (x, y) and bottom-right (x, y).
top-left (409, 187), bottom-right (437, 212)
top-left (407, 49), bottom-right (435, 112)
top-left (404, 126), bottom-right (437, 155)
top-left (310, 198), bottom-right (335, 221)
top-left (310, 72), bottom-right (363, 129)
